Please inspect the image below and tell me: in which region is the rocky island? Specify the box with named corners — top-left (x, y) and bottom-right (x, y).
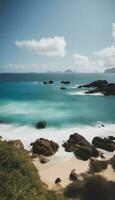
top-left (78, 80), bottom-right (115, 96)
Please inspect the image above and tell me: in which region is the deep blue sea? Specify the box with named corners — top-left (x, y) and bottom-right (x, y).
top-left (0, 73), bottom-right (115, 128)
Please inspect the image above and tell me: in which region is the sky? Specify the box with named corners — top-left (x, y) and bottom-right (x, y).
top-left (0, 0), bottom-right (115, 73)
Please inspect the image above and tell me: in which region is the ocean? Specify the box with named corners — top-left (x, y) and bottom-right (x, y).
top-left (0, 73), bottom-right (115, 158)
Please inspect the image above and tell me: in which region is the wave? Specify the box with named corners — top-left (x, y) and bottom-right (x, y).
top-left (0, 123), bottom-right (114, 159)
top-left (67, 91), bottom-right (103, 96)
top-left (33, 82), bottom-right (39, 84)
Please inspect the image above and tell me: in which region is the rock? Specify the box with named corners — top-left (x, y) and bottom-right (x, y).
top-left (62, 133), bottom-right (99, 160)
top-left (74, 145), bottom-right (93, 161)
top-left (101, 124), bottom-right (105, 127)
top-left (55, 178), bottom-right (62, 184)
top-left (108, 136), bottom-right (115, 141)
top-left (69, 169), bottom-right (78, 181)
top-left (88, 158), bottom-right (109, 173)
top-left (43, 81), bottom-right (47, 84)
top-left (48, 80), bottom-right (53, 84)
top-left (61, 80), bottom-right (71, 84)
top-left (92, 136), bottom-right (115, 152)
top-left (78, 80), bottom-right (115, 96)
top-left (31, 138), bottom-right (59, 156)
top-left (7, 139), bottom-right (24, 150)
top-left (78, 80), bottom-right (108, 89)
top-left (62, 133), bottom-right (90, 152)
top-left (60, 87), bottom-right (66, 90)
top-left (36, 121), bottom-right (47, 129)
top-left (38, 154), bottom-right (49, 164)
top-left (98, 151), bottom-right (105, 159)
top-left (102, 83), bottom-right (115, 96)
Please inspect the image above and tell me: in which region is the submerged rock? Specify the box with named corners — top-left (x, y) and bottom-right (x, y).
top-left (61, 80), bottom-right (71, 84)
top-left (60, 87), bottom-right (66, 90)
top-left (36, 121), bottom-right (47, 129)
top-left (92, 136), bottom-right (115, 152)
top-left (31, 138), bottom-right (59, 156)
top-left (43, 81), bottom-right (47, 84)
top-left (48, 80), bottom-right (53, 84)
top-left (43, 80), bottom-right (54, 84)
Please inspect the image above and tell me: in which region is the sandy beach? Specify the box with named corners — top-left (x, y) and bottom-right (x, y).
top-left (33, 154), bottom-right (115, 189)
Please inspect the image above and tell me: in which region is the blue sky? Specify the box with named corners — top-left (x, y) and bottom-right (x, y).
top-left (0, 0), bottom-right (115, 72)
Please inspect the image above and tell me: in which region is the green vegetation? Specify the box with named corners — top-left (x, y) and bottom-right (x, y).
top-left (0, 140), bottom-right (64, 200)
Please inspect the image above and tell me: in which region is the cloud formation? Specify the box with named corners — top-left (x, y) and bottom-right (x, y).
top-left (73, 53), bottom-right (103, 72)
top-left (112, 23), bottom-right (115, 38)
top-left (15, 37), bottom-right (66, 57)
top-left (95, 44), bottom-right (115, 68)
top-left (73, 23), bottom-right (115, 72)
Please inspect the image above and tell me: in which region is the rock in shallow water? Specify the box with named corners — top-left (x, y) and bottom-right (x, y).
top-left (61, 80), bottom-right (71, 84)
top-left (78, 80), bottom-right (115, 96)
top-left (36, 121), bottom-right (47, 129)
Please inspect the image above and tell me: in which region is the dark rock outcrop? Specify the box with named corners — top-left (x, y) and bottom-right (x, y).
top-left (55, 178), bottom-right (62, 184)
top-left (88, 158), bottom-right (109, 173)
top-left (78, 80), bottom-right (115, 96)
top-left (48, 80), bottom-right (53, 84)
top-left (74, 145), bottom-right (95, 161)
top-left (78, 80), bottom-right (108, 89)
top-left (108, 136), bottom-right (115, 141)
top-left (36, 121), bottom-right (47, 129)
top-left (69, 169), bottom-right (78, 181)
top-left (92, 136), bottom-right (115, 152)
top-left (43, 81), bottom-right (47, 84)
top-left (60, 87), bottom-right (66, 90)
top-left (61, 80), bottom-right (71, 84)
top-left (43, 80), bottom-right (53, 84)
top-left (7, 139), bottom-right (24, 150)
top-left (62, 133), bottom-right (99, 160)
top-left (31, 138), bottom-right (59, 156)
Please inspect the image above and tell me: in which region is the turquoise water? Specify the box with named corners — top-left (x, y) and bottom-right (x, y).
top-left (0, 73), bottom-right (115, 128)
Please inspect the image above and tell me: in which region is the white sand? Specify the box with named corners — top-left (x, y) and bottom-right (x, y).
top-left (33, 157), bottom-right (89, 189)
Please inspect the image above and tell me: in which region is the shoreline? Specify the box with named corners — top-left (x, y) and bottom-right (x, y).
top-left (0, 122), bottom-right (115, 190)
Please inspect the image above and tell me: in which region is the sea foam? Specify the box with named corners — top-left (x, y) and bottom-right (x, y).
top-left (0, 123), bottom-right (114, 159)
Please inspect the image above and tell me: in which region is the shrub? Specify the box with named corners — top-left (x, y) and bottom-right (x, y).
top-left (0, 140), bottom-right (64, 200)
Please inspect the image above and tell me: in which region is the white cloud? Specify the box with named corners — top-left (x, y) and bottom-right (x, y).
top-left (73, 22), bottom-right (115, 72)
top-left (15, 37), bottom-right (66, 57)
top-left (95, 44), bottom-right (115, 68)
top-left (74, 44), bottom-right (115, 72)
top-left (112, 23), bottom-right (115, 38)
top-left (73, 53), bottom-right (104, 72)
